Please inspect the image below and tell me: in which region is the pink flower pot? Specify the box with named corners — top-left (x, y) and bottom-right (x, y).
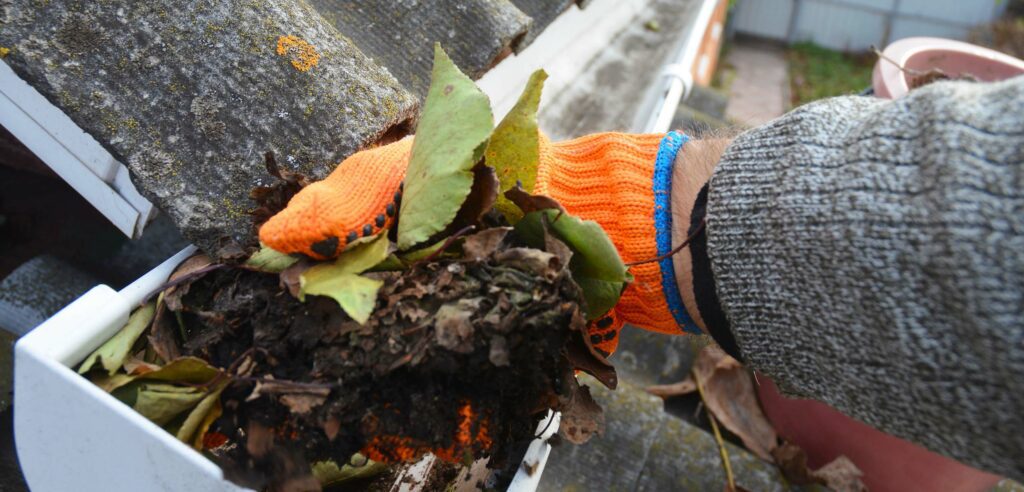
top-left (872, 36), bottom-right (1024, 99)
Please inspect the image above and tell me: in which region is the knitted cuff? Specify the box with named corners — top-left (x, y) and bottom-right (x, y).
top-left (537, 131), bottom-right (698, 335)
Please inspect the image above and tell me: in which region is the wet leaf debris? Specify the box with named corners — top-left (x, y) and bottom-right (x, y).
top-left (78, 44), bottom-right (631, 491)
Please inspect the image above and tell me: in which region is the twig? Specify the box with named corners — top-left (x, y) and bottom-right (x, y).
top-left (695, 369), bottom-right (736, 492)
top-left (141, 263), bottom-right (226, 305)
top-left (414, 225), bottom-right (476, 266)
top-left (232, 376), bottom-right (337, 391)
top-left (625, 219), bottom-right (705, 267)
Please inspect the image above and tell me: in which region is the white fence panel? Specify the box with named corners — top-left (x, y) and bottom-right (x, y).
top-left (731, 0), bottom-right (794, 39)
top-left (792, 0), bottom-right (887, 51)
top-left (732, 0), bottom-right (1004, 52)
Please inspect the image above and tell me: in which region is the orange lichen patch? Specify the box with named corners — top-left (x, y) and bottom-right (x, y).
top-left (275, 35), bottom-right (319, 72)
top-left (360, 402), bottom-right (492, 464)
top-left (0, 47), bottom-right (10, 58)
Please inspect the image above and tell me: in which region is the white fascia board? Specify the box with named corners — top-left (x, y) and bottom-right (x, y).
top-left (0, 60), bottom-right (152, 238)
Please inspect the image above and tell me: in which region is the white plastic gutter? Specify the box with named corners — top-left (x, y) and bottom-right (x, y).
top-left (640, 0), bottom-right (721, 133)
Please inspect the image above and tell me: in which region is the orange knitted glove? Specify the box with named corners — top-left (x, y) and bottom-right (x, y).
top-left (259, 131), bottom-right (698, 355)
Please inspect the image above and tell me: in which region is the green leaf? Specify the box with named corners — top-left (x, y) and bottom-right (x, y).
top-left (397, 44), bottom-right (494, 250)
top-left (130, 382), bottom-right (207, 426)
top-left (79, 303), bottom-right (157, 375)
top-left (486, 69), bottom-right (547, 222)
top-left (302, 274), bottom-right (383, 324)
top-left (244, 243), bottom-right (299, 273)
top-left (300, 233), bottom-right (390, 323)
top-left (312, 456), bottom-right (387, 486)
top-left (514, 210), bottom-right (633, 319)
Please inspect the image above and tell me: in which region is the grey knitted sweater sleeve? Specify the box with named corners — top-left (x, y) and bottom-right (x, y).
top-left (705, 76), bottom-right (1024, 478)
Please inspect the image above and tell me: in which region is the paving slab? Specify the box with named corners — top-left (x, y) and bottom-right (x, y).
top-left (723, 42), bottom-right (790, 126)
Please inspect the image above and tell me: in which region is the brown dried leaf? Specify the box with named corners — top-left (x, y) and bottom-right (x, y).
top-left (148, 294), bottom-right (182, 363)
top-left (250, 151), bottom-right (311, 228)
top-left (488, 335), bottom-right (509, 367)
top-left (493, 248), bottom-right (559, 279)
top-left (558, 384), bottom-right (604, 444)
top-left (124, 353), bottom-right (160, 376)
top-left (451, 163), bottom-right (500, 228)
top-left (504, 182), bottom-right (565, 216)
top-left (692, 346), bottom-right (777, 461)
top-left (462, 227), bottom-right (511, 261)
top-left (564, 309), bottom-right (617, 389)
top-left (645, 376), bottom-right (697, 397)
top-left (280, 393), bottom-right (329, 415)
top-left (771, 441), bottom-right (816, 485)
top-left (280, 258), bottom-right (314, 298)
top-left (771, 442), bottom-right (866, 492)
top-left (246, 421), bottom-right (275, 459)
top-left (541, 223), bottom-right (573, 270)
top-left (813, 456), bottom-right (866, 492)
top-left (434, 303), bottom-right (475, 353)
top-left (164, 254), bottom-right (214, 311)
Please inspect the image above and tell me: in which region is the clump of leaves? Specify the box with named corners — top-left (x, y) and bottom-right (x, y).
top-left (78, 44), bottom-right (629, 491)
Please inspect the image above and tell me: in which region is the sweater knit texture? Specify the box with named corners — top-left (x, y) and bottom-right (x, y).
top-left (707, 76), bottom-right (1024, 478)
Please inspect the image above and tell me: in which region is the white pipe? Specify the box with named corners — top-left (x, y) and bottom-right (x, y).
top-left (642, 0), bottom-right (720, 133)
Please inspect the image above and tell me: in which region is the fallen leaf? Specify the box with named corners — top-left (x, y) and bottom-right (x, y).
top-left (91, 356), bottom-right (221, 393)
top-left (449, 163), bottom-right (499, 230)
top-left (148, 293), bottom-right (182, 363)
top-left (280, 258), bottom-right (313, 298)
top-left (514, 210), bottom-right (632, 319)
top-left (813, 455), bottom-right (866, 492)
top-left (123, 353), bottom-right (160, 375)
top-left (645, 377), bottom-right (697, 398)
top-left (312, 456), bottom-right (387, 487)
top-left (493, 248), bottom-right (559, 278)
top-left (141, 356), bottom-right (221, 383)
top-left (244, 243), bottom-right (299, 273)
top-left (302, 274), bottom-right (382, 324)
top-left (504, 182), bottom-right (564, 216)
top-left (542, 225), bottom-right (573, 272)
top-left (486, 69), bottom-right (547, 222)
top-left (771, 442), bottom-right (866, 492)
top-left (246, 420), bottom-right (275, 459)
top-left (130, 382), bottom-right (207, 426)
top-left (690, 346), bottom-right (777, 461)
top-left (280, 393), bottom-right (329, 415)
top-left (398, 237), bottom-right (448, 264)
top-left (300, 234), bottom-right (390, 323)
top-left (89, 372), bottom-right (137, 393)
top-left (564, 309), bottom-right (617, 389)
top-left (462, 227), bottom-right (511, 261)
top-left (558, 384), bottom-right (604, 444)
top-left (397, 44), bottom-right (494, 250)
top-left (434, 303), bottom-right (475, 353)
top-left (488, 335), bottom-right (509, 366)
top-left (78, 302), bottom-right (157, 375)
top-left (164, 254), bottom-right (215, 311)
top-left (177, 382), bottom-right (227, 447)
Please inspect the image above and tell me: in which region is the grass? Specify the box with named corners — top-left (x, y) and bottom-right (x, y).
top-left (787, 41), bottom-right (874, 107)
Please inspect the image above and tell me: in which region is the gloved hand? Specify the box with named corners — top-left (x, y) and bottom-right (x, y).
top-left (260, 131), bottom-right (698, 356)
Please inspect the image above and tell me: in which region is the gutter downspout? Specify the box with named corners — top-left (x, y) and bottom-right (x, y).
top-left (639, 0), bottom-right (721, 133)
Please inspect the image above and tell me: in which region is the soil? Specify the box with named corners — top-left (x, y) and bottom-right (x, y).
top-left (167, 228), bottom-right (609, 490)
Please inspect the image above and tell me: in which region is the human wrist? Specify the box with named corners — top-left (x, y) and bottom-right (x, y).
top-left (670, 137), bottom-right (730, 333)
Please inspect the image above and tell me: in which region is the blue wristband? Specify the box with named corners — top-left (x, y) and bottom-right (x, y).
top-left (652, 131), bottom-right (701, 334)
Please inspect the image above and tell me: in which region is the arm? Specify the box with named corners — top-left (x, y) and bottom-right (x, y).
top-left (673, 77), bottom-right (1024, 478)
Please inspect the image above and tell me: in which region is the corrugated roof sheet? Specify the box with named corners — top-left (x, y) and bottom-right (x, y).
top-left (0, 0), bottom-right (584, 256)
top-left (313, 0), bottom-right (533, 96)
